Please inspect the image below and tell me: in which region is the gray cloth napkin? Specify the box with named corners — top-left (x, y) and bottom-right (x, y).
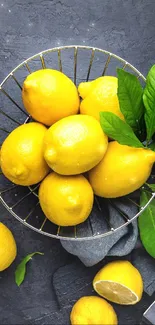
top-left (61, 196), bottom-right (155, 296)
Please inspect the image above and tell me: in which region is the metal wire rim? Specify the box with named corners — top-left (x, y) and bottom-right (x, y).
top-left (0, 45), bottom-right (154, 241)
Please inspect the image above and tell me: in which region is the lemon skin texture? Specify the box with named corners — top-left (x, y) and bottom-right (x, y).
top-left (89, 141), bottom-right (155, 198)
top-left (43, 114), bottom-right (108, 175)
top-left (39, 172), bottom-right (94, 226)
top-left (22, 69), bottom-right (80, 126)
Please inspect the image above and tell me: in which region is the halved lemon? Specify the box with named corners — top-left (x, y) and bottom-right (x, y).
top-left (93, 261), bottom-right (143, 305)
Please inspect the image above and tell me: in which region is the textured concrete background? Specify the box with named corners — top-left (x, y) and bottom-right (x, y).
top-left (0, 0), bottom-right (155, 324)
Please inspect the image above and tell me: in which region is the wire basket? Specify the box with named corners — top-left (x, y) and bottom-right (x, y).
top-left (0, 45), bottom-right (154, 241)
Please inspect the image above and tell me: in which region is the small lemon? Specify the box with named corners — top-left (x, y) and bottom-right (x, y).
top-left (70, 296), bottom-right (118, 325)
top-left (78, 76), bottom-right (124, 121)
top-left (89, 141), bottom-right (155, 198)
top-left (93, 261), bottom-right (143, 305)
top-left (0, 223), bottom-right (17, 271)
top-left (22, 69), bottom-right (80, 126)
top-left (0, 122), bottom-right (49, 186)
top-left (43, 115), bottom-right (108, 175)
top-left (39, 172), bottom-right (94, 226)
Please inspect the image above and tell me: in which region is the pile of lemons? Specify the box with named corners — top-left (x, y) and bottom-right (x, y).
top-left (0, 69), bottom-right (147, 323)
top-left (1, 69), bottom-right (155, 227)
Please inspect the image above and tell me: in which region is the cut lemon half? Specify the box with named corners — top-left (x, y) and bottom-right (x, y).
top-left (93, 261), bottom-right (143, 305)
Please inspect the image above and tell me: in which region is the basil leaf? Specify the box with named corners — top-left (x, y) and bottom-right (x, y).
top-left (117, 69), bottom-right (144, 137)
top-left (138, 190), bottom-right (155, 258)
top-left (143, 65), bottom-right (155, 141)
top-left (100, 112), bottom-right (144, 148)
top-left (15, 252), bottom-right (44, 286)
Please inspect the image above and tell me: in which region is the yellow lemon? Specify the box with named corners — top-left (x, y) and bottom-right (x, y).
top-left (22, 69), bottom-right (80, 126)
top-left (39, 172), bottom-right (94, 226)
top-left (0, 122), bottom-right (49, 186)
top-left (93, 261), bottom-right (143, 305)
top-left (70, 296), bottom-right (118, 325)
top-left (43, 115), bottom-right (108, 175)
top-left (0, 223), bottom-right (17, 271)
top-left (89, 141), bottom-right (155, 198)
top-left (78, 76), bottom-right (124, 121)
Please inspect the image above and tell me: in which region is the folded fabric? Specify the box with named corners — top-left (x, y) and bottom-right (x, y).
top-left (61, 197), bottom-right (138, 267)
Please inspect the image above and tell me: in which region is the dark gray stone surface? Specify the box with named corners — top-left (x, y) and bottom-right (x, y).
top-left (53, 259), bottom-right (155, 325)
top-left (0, 0), bottom-right (155, 324)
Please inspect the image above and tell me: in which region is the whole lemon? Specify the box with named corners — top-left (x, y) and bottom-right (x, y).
top-left (22, 69), bottom-right (80, 126)
top-left (39, 172), bottom-right (94, 226)
top-left (0, 122), bottom-right (49, 186)
top-left (78, 76), bottom-right (124, 121)
top-left (43, 115), bottom-right (108, 175)
top-left (89, 141), bottom-right (155, 198)
top-left (0, 223), bottom-right (17, 271)
top-left (70, 296), bottom-right (118, 325)
top-left (93, 261), bottom-right (143, 305)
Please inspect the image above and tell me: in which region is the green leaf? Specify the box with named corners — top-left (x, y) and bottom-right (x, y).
top-left (138, 190), bottom-right (155, 258)
top-left (100, 111), bottom-right (144, 148)
top-left (117, 69), bottom-right (144, 137)
top-left (143, 65), bottom-right (155, 141)
top-left (138, 114), bottom-right (147, 142)
top-left (149, 142), bottom-right (155, 151)
top-left (146, 183), bottom-right (155, 192)
top-left (15, 252), bottom-right (44, 286)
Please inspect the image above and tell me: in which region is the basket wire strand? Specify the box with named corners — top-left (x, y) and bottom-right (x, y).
top-left (0, 45), bottom-right (154, 241)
